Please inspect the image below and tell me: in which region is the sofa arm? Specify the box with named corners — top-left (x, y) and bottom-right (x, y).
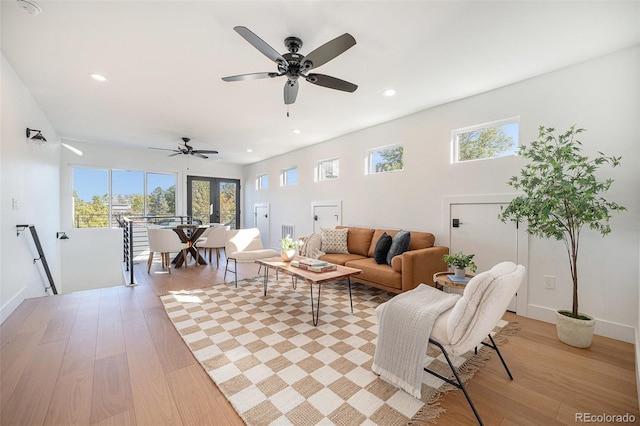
top-left (400, 246), bottom-right (449, 292)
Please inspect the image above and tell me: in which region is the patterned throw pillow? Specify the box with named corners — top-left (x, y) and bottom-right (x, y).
top-left (321, 228), bottom-right (349, 254)
top-left (386, 230), bottom-right (411, 265)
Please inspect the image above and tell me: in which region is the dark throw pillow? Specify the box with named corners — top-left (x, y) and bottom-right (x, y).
top-left (373, 232), bottom-right (393, 264)
top-left (386, 230), bottom-right (411, 265)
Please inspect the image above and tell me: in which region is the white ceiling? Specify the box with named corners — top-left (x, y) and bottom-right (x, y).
top-left (2, 1), bottom-right (638, 165)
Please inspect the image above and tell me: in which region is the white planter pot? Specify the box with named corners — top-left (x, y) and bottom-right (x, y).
top-left (454, 268), bottom-right (466, 278)
top-left (555, 310), bottom-right (596, 348)
top-left (281, 249), bottom-right (296, 262)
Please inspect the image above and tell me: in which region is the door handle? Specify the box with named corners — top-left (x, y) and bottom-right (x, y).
top-left (453, 218), bottom-right (462, 228)
top-left (264, 214), bottom-right (268, 218)
top-left (334, 215), bottom-right (339, 220)
top-left (314, 215), bottom-right (318, 221)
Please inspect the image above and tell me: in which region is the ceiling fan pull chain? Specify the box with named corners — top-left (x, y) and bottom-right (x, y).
top-left (287, 105), bottom-right (290, 118)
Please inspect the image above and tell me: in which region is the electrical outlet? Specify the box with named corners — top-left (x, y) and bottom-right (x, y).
top-left (544, 275), bottom-right (556, 290)
top-left (12, 198), bottom-right (19, 210)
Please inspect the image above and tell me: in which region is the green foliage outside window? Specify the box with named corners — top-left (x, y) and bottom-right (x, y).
top-left (457, 125), bottom-right (516, 162)
top-left (372, 146), bottom-right (403, 173)
top-left (73, 191), bottom-right (109, 228)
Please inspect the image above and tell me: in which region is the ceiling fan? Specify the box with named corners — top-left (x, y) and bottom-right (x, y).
top-left (150, 137), bottom-right (218, 159)
top-left (222, 26), bottom-right (358, 105)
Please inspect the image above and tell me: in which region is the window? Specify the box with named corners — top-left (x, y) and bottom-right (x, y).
top-left (72, 167), bottom-right (176, 228)
top-left (281, 167), bottom-right (298, 186)
top-left (147, 173), bottom-right (177, 216)
top-left (453, 118), bottom-right (519, 163)
top-left (316, 158), bottom-right (339, 181)
top-left (112, 170), bottom-right (144, 220)
top-left (73, 168), bottom-right (109, 228)
top-left (256, 173), bottom-right (268, 190)
top-left (367, 144), bottom-right (404, 174)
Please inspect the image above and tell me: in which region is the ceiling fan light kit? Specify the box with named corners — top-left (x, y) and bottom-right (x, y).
top-left (222, 26), bottom-right (358, 107)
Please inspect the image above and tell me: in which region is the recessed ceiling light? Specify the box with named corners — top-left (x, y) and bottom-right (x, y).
top-left (383, 89), bottom-right (396, 97)
top-left (292, 129), bottom-right (301, 134)
top-left (16, 0), bottom-right (42, 15)
top-left (90, 73), bottom-right (107, 82)
top-left (246, 148), bottom-right (253, 153)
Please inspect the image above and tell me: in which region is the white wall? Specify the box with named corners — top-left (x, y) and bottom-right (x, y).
top-left (58, 138), bottom-right (245, 292)
top-left (1, 54), bottom-right (62, 321)
top-left (244, 47), bottom-right (640, 342)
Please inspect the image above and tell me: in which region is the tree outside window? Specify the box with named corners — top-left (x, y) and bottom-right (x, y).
top-left (368, 144), bottom-right (404, 174)
top-left (454, 119), bottom-right (518, 163)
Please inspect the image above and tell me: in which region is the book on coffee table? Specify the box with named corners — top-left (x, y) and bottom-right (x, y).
top-left (294, 259), bottom-right (337, 272)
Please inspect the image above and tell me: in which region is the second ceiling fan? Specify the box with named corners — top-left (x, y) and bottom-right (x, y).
top-left (222, 26), bottom-right (358, 105)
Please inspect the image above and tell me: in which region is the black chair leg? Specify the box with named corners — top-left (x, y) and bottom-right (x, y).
top-left (424, 338), bottom-right (484, 425)
top-left (481, 334), bottom-right (513, 380)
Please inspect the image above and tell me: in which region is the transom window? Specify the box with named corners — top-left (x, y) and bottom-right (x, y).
top-left (280, 167), bottom-right (298, 186)
top-left (315, 158), bottom-right (339, 181)
top-left (452, 117), bottom-right (519, 163)
top-left (256, 173), bottom-right (269, 190)
top-left (367, 144), bottom-right (404, 175)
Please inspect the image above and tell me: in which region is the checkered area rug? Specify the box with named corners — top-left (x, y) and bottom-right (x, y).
top-left (160, 277), bottom-right (517, 425)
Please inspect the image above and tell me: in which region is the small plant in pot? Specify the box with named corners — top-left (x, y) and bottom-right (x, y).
top-left (280, 235), bottom-right (302, 262)
top-left (442, 252), bottom-right (477, 278)
top-left (499, 125), bottom-right (625, 348)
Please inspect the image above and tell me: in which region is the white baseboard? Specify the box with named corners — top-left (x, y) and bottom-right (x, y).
top-left (0, 286), bottom-right (27, 325)
top-left (527, 304), bottom-right (635, 343)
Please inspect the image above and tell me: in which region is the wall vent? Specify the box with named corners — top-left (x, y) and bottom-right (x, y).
top-left (281, 224), bottom-right (295, 239)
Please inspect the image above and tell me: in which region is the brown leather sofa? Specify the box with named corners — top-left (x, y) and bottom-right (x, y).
top-left (318, 226), bottom-right (449, 294)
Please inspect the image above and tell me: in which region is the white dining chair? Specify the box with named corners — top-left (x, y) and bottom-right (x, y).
top-left (147, 228), bottom-right (189, 274)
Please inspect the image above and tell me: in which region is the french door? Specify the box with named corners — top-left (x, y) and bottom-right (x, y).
top-left (187, 176), bottom-right (240, 229)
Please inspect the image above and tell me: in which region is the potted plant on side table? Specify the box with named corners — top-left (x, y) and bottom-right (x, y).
top-left (280, 234), bottom-right (302, 262)
top-left (499, 125), bottom-right (626, 348)
top-left (442, 252), bottom-right (478, 278)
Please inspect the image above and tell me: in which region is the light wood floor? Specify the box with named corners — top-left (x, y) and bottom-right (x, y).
top-left (1, 255), bottom-right (638, 425)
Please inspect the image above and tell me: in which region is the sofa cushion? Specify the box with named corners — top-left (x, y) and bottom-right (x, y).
top-left (373, 232), bottom-right (392, 264)
top-left (338, 226), bottom-right (374, 257)
top-left (345, 258), bottom-right (402, 290)
top-left (386, 230), bottom-right (411, 265)
top-left (320, 253), bottom-right (366, 266)
top-left (408, 231), bottom-right (435, 250)
top-left (321, 228), bottom-right (349, 254)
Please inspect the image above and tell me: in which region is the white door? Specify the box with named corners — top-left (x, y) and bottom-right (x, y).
top-left (311, 201), bottom-right (341, 232)
top-left (450, 203), bottom-right (520, 311)
top-left (254, 203), bottom-right (270, 248)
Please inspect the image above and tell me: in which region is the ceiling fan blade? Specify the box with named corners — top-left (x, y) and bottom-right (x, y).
top-left (168, 152), bottom-right (182, 157)
top-left (149, 147), bottom-right (178, 152)
top-left (301, 33), bottom-right (356, 70)
top-left (195, 150), bottom-right (219, 154)
top-left (222, 72), bottom-right (279, 82)
top-left (193, 153), bottom-right (209, 159)
top-left (284, 80), bottom-right (299, 105)
top-left (306, 74), bottom-right (358, 92)
top-left (233, 26), bottom-right (288, 66)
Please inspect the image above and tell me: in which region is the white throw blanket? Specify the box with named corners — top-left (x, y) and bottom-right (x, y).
top-left (372, 284), bottom-right (460, 399)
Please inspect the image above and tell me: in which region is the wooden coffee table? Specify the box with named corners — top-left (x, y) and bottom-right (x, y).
top-left (433, 271), bottom-right (474, 291)
top-left (256, 257), bottom-right (361, 326)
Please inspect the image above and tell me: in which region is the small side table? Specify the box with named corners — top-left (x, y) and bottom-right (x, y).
top-left (433, 271), bottom-right (474, 291)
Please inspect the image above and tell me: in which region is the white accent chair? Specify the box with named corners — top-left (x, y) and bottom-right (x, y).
top-left (378, 261), bottom-right (525, 425)
top-left (147, 228), bottom-right (189, 274)
top-left (428, 261), bottom-right (525, 425)
top-left (195, 225), bottom-right (230, 268)
top-left (224, 228), bottom-right (278, 286)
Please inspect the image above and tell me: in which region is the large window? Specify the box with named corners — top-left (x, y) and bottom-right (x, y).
top-left (72, 167), bottom-right (176, 228)
top-left (73, 168), bottom-right (109, 228)
top-left (280, 167), bottom-right (298, 186)
top-left (452, 118), bottom-right (519, 163)
top-left (367, 144), bottom-right (404, 174)
top-left (316, 158), bottom-right (339, 181)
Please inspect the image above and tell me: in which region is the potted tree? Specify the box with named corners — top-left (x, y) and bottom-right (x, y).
top-left (442, 252), bottom-right (478, 278)
top-left (499, 125), bottom-right (625, 348)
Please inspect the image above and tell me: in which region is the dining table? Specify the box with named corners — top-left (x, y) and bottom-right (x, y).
top-left (171, 224), bottom-right (209, 267)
